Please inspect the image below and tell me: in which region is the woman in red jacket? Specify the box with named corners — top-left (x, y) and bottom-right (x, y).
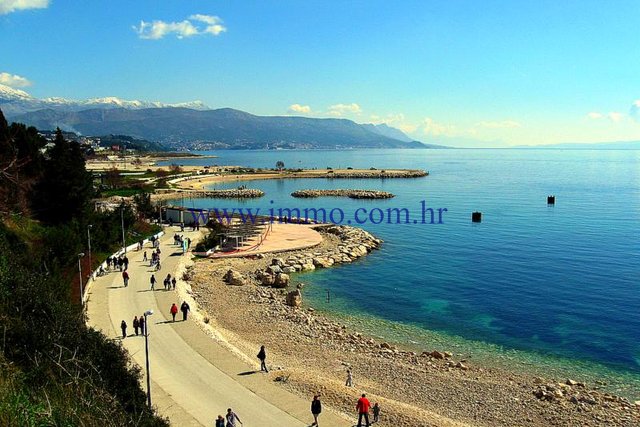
top-left (170, 303), bottom-right (178, 322)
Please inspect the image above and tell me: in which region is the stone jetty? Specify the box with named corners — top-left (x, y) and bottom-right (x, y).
top-left (323, 169), bottom-right (427, 178)
top-left (291, 189), bottom-right (395, 199)
top-left (255, 225), bottom-right (382, 287)
top-left (154, 188), bottom-right (264, 200)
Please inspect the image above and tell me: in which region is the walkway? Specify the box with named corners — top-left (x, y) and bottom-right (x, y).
top-left (85, 228), bottom-right (350, 426)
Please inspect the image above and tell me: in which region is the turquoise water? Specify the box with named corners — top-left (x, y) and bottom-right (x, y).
top-left (164, 149), bottom-right (640, 397)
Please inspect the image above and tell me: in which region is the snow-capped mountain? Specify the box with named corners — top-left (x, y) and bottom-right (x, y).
top-left (0, 84), bottom-right (210, 115)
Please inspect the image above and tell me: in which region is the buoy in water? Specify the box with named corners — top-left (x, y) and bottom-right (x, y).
top-left (547, 195), bottom-right (556, 205)
top-left (472, 212), bottom-right (482, 223)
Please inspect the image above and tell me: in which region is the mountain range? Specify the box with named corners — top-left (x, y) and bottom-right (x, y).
top-left (0, 84), bottom-right (438, 150)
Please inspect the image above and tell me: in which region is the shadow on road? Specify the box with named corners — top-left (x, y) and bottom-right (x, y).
top-left (237, 370), bottom-right (258, 376)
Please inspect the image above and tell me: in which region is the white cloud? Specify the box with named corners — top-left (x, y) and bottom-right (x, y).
top-left (327, 103), bottom-right (362, 116)
top-left (607, 112), bottom-right (624, 123)
top-left (587, 112), bottom-right (603, 120)
top-left (421, 117), bottom-right (458, 137)
top-left (0, 0), bottom-right (48, 15)
top-left (287, 104), bottom-right (311, 114)
top-left (0, 72), bottom-right (32, 88)
top-left (477, 120), bottom-right (521, 129)
top-left (189, 14), bottom-right (227, 35)
top-left (133, 15), bottom-right (227, 40)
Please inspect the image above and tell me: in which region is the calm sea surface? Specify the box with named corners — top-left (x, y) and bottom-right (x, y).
top-left (161, 149), bottom-right (640, 397)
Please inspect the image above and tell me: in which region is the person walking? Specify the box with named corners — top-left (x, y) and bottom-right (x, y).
top-left (372, 402), bottom-right (380, 423)
top-left (143, 251), bottom-right (147, 262)
top-left (170, 303), bottom-right (178, 322)
top-left (311, 394), bottom-right (322, 426)
top-left (215, 415), bottom-right (225, 427)
top-left (165, 274), bottom-right (172, 290)
top-left (345, 369), bottom-right (353, 387)
top-left (225, 408), bottom-right (242, 427)
top-left (122, 270), bottom-right (129, 287)
top-left (150, 274), bottom-right (156, 290)
top-left (120, 320), bottom-right (127, 339)
top-left (123, 255), bottom-right (129, 270)
top-left (171, 277), bottom-right (177, 290)
top-left (257, 345), bottom-right (268, 373)
top-left (180, 301), bottom-right (190, 321)
top-left (133, 316), bottom-right (139, 336)
top-left (139, 314), bottom-right (145, 335)
top-left (356, 394), bottom-right (371, 427)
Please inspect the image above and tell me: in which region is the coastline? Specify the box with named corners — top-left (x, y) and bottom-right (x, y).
top-left (186, 225), bottom-right (640, 426)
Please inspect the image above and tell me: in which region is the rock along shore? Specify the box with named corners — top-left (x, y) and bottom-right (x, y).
top-left (291, 189), bottom-right (395, 199)
top-left (187, 225), bottom-right (640, 427)
top-left (153, 188), bottom-right (264, 200)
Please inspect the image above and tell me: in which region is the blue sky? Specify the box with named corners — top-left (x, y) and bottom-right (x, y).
top-left (1, 0), bottom-right (639, 146)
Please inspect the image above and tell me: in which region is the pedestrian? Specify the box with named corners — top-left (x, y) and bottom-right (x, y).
top-left (225, 408), bottom-right (242, 427)
top-left (139, 314), bottom-right (145, 335)
top-left (170, 303), bottom-right (178, 322)
top-left (172, 277), bottom-right (177, 290)
top-left (123, 255), bottom-right (129, 270)
top-left (106, 256), bottom-right (112, 270)
top-left (165, 274), bottom-right (172, 290)
top-left (372, 402), bottom-right (380, 423)
top-left (120, 320), bottom-right (127, 338)
top-left (346, 369), bottom-right (353, 387)
top-left (143, 251), bottom-right (147, 262)
top-left (311, 394), bottom-right (322, 426)
top-left (356, 394), bottom-right (371, 427)
top-left (180, 222), bottom-right (184, 232)
top-left (180, 301), bottom-right (190, 321)
top-left (156, 259), bottom-right (161, 271)
top-left (122, 270), bottom-right (129, 287)
top-left (150, 274), bottom-right (156, 290)
top-left (133, 316), bottom-right (139, 336)
top-left (257, 345), bottom-right (268, 372)
top-left (215, 415), bottom-right (225, 427)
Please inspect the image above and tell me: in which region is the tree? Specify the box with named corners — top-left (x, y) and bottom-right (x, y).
top-left (34, 129), bottom-right (94, 224)
top-left (133, 191), bottom-right (154, 219)
top-left (276, 160), bottom-right (285, 171)
top-left (169, 163), bottom-right (183, 174)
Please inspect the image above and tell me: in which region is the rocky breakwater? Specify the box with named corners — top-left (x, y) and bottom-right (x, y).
top-left (255, 225), bottom-right (382, 288)
top-left (291, 189), bottom-right (395, 199)
top-left (324, 169), bottom-right (428, 178)
top-left (188, 188), bottom-right (264, 198)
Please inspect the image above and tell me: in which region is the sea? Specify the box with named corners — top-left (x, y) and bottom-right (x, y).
top-left (160, 149), bottom-right (640, 398)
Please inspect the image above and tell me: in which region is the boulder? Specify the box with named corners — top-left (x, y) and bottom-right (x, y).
top-left (273, 273), bottom-right (290, 288)
top-left (286, 289), bottom-right (302, 307)
top-left (430, 350), bottom-right (446, 360)
top-left (261, 274), bottom-right (275, 286)
top-left (271, 257), bottom-right (285, 267)
top-left (301, 263), bottom-right (316, 271)
top-left (266, 265), bottom-right (282, 275)
top-left (224, 269), bottom-right (247, 286)
top-left (282, 266), bottom-right (296, 274)
top-left (455, 361), bottom-right (469, 370)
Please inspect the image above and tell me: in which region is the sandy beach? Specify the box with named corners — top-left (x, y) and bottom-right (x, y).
top-left (186, 226), bottom-right (640, 427)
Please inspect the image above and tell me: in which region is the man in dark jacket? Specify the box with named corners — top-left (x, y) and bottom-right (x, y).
top-left (257, 345), bottom-right (268, 372)
top-left (180, 301), bottom-right (190, 321)
top-left (311, 394), bottom-right (322, 426)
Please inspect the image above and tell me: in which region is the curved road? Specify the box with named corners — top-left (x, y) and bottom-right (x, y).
top-left (86, 228), bottom-right (351, 427)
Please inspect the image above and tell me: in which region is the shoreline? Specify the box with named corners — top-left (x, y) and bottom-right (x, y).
top-left (175, 168), bottom-right (428, 190)
top-left (186, 225), bottom-right (640, 426)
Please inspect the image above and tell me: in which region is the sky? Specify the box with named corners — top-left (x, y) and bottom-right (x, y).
top-left (1, 0), bottom-right (639, 147)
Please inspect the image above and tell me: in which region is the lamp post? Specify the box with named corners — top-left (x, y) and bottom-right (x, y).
top-left (121, 202), bottom-right (126, 253)
top-left (87, 225), bottom-right (93, 280)
top-left (144, 309), bottom-right (154, 408)
top-left (77, 253), bottom-right (85, 306)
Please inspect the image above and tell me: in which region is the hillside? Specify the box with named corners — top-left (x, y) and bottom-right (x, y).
top-left (12, 107), bottom-right (427, 149)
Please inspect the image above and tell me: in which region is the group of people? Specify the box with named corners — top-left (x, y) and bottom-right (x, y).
top-left (106, 254), bottom-right (129, 272)
top-left (214, 408), bottom-right (242, 426)
top-left (169, 301), bottom-right (191, 322)
top-left (119, 314), bottom-right (147, 338)
top-left (144, 247), bottom-right (162, 270)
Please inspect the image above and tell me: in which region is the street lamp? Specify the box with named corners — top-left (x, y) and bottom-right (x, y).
top-left (144, 309), bottom-right (154, 408)
top-left (121, 201), bottom-right (126, 253)
top-left (77, 253), bottom-right (85, 306)
top-left (87, 225), bottom-right (93, 280)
